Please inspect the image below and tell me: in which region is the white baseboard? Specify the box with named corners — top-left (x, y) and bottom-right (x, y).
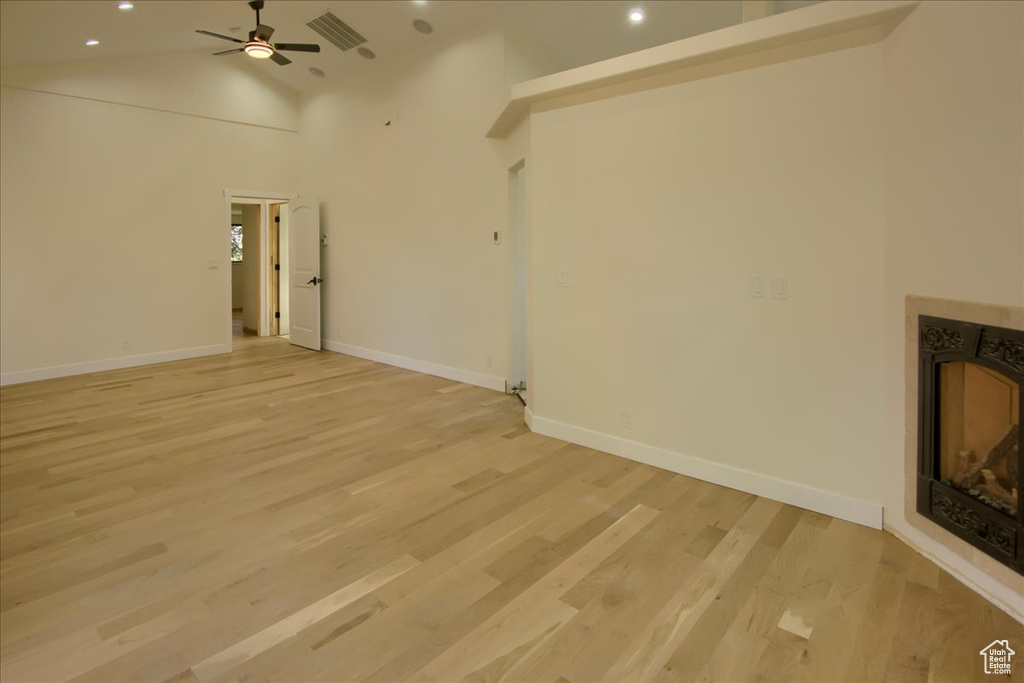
top-left (524, 405), bottom-right (534, 429)
top-left (529, 413), bottom-right (884, 530)
top-left (322, 340), bottom-right (506, 393)
top-left (0, 344), bottom-right (230, 386)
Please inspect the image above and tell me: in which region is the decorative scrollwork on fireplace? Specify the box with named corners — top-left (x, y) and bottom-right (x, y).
top-left (931, 489), bottom-right (1016, 557)
top-left (979, 333), bottom-right (1024, 373)
top-left (920, 324), bottom-right (963, 352)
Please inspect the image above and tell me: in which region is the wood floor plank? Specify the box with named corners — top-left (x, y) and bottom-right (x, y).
top-left (412, 503), bottom-right (660, 682)
top-left (506, 486), bottom-right (731, 683)
top-left (600, 497), bottom-right (785, 682)
top-left (1, 336), bottom-right (1019, 683)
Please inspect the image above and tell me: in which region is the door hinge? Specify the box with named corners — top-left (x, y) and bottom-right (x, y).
top-left (274, 216), bottom-right (280, 223)
top-left (274, 263), bottom-right (280, 271)
top-left (275, 311), bottom-right (280, 319)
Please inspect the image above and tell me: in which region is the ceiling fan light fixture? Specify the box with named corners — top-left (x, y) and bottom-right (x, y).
top-left (244, 41), bottom-right (274, 59)
top-left (198, 2), bottom-right (318, 66)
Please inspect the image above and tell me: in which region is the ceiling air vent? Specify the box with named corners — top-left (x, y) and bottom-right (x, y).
top-left (306, 11), bottom-right (367, 52)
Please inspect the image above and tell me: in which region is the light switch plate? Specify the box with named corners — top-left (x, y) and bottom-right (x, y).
top-left (555, 270), bottom-right (571, 288)
top-left (750, 276), bottom-right (765, 298)
top-left (772, 277), bottom-right (789, 300)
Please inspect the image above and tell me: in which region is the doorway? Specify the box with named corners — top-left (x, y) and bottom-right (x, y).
top-left (508, 161), bottom-right (528, 405)
top-left (230, 202), bottom-right (260, 337)
top-left (224, 192), bottom-right (295, 348)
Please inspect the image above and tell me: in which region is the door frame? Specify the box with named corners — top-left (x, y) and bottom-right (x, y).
top-left (506, 159), bottom-right (528, 402)
top-left (223, 189), bottom-right (297, 351)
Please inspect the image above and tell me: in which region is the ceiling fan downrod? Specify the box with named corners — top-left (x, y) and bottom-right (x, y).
top-left (249, 0), bottom-right (265, 26)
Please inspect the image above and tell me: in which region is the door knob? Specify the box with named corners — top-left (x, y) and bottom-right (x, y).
top-left (307, 276), bottom-right (322, 285)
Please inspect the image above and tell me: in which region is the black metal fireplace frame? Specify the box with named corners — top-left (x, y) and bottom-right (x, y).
top-left (917, 315), bottom-right (1023, 574)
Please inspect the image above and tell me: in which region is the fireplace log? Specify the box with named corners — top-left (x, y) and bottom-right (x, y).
top-left (962, 424), bottom-right (1019, 490)
top-left (979, 469), bottom-right (1016, 509)
top-left (954, 449), bottom-right (978, 484)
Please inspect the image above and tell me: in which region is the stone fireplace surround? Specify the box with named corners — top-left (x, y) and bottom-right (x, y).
top-left (902, 296), bottom-right (1024, 598)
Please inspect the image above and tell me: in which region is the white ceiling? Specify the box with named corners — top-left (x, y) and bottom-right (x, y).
top-left (0, 0), bottom-right (822, 93)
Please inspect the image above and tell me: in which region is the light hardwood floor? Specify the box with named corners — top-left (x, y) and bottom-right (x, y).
top-left (1, 337), bottom-right (1021, 683)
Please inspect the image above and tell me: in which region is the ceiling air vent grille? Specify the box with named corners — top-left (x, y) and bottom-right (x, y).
top-left (306, 12), bottom-right (367, 52)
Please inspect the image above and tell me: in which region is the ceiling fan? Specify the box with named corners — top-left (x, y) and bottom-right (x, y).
top-left (196, 0), bottom-right (320, 66)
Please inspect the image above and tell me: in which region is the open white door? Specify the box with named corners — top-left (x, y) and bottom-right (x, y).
top-left (288, 196), bottom-right (321, 351)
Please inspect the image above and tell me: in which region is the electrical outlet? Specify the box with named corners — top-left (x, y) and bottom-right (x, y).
top-left (621, 410), bottom-right (633, 430)
top-left (121, 339), bottom-right (132, 351)
top-left (485, 354), bottom-right (493, 369)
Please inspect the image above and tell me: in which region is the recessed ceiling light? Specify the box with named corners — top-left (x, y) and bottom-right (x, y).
top-left (412, 19), bottom-right (433, 34)
top-left (117, 2), bottom-right (133, 10)
top-left (412, 0), bottom-right (428, 5)
top-left (628, 8), bottom-right (645, 23)
top-left (309, 66), bottom-right (326, 78)
top-left (85, 39), bottom-right (100, 46)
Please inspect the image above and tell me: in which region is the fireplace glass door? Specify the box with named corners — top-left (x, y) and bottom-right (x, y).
top-left (938, 361), bottom-right (1019, 516)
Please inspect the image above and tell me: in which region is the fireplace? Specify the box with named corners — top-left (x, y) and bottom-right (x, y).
top-left (917, 315), bottom-right (1023, 573)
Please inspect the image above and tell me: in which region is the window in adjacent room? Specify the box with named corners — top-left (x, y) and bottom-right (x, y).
top-left (231, 224), bottom-right (243, 262)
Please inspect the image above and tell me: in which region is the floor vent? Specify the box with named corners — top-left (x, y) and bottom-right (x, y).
top-left (306, 12), bottom-right (367, 52)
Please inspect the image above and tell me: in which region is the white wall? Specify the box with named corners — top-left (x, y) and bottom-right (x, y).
top-left (503, 30), bottom-right (561, 97)
top-left (0, 50), bottom-right (299, 131)
top-left (881, 0), bottom-right (1024, 612)
top-left (0, 26), bottom-right (553, 387)
top-left (0, 56), bottom-right (298, 381)
top-left (299, 30), bottom-right (512, 385)
top-left (528, 44), bottom-right (886, 510)
top-left (522, 0), bottom-right (1023, 616)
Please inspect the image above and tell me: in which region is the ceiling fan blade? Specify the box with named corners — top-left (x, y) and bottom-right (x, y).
top-left (269, 51), bottom-right (292, 66)
top-left (196, 29), bottom-right (244, 44)
top-left (273, 43), bottom-right (321, 53)
top-left (213, 48), bottom-right (244, 56)
top-left (255, 24), bottom-right (275, 41)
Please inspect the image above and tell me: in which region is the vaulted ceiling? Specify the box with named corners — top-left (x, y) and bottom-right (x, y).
top-left (0, 0), bottom-right (822, 93)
